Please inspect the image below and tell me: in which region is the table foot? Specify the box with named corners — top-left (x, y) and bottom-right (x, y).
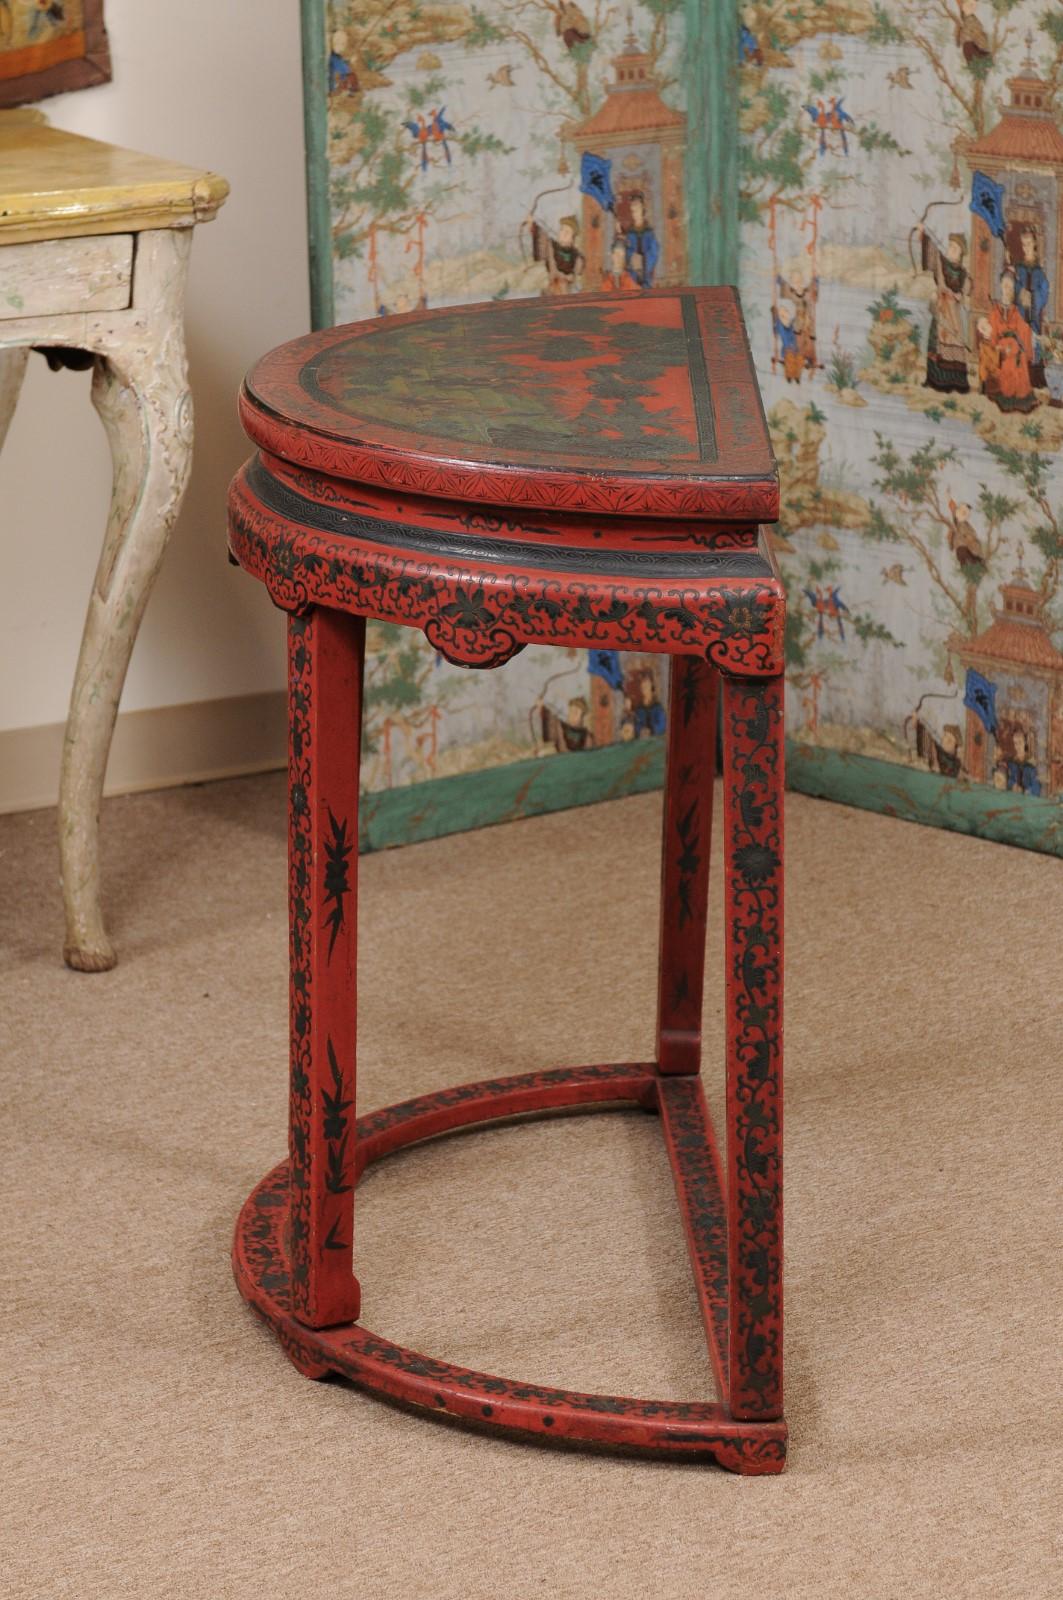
top-left (232, 1064), bottom-right (787, 1474)
top-left (277, 1329), bottom-right (331, 1381)
top-left (63, 938), bottom-right (118, 974)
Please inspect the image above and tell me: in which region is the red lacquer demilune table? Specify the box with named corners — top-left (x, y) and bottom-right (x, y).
top-left (227, 287), bottom-right (787, 1474)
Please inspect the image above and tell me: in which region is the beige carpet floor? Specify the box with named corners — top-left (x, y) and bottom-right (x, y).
top-left (1, 774), bottom-right (1060, 1599)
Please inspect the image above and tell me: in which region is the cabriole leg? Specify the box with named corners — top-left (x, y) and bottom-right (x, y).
top-left (721, 674), bottom-right (784, 1421)
top-left (287, 607), bottom-right (365, 1330)
top-left (60, 230), bottom-right (194, 971)
top-left (656, 654), bottom-right (718, 1075)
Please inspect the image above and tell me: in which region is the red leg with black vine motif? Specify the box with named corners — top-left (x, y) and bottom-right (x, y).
top-left (287, 607), bottom-right (365, 1331)
top-left (656, 654), bottom-right (718, 1076)
top-left (231, 285), bottom-right (790, 1465)
top-left (722, 674), bottom-right (784, 1421)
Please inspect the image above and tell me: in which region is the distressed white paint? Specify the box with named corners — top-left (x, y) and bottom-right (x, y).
top-left (0, 233), bottom-right (133, 319)
top-left (0, 228), bottom-right (193, 969)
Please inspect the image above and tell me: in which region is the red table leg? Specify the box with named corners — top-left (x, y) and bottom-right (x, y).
top-left (233, 641), bottom-right (788, 1466)
top-left (287, 607), bottom-right (365, 1330)
top-left (721, 674), bottom-right (785, 1420)
top-left (656, 655), bottom-right (718, 1077)
top-left (233, 1064), bottom-right (787, 1472)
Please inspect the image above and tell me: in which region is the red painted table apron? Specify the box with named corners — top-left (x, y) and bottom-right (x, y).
top-left (227, 287), bottom-right (787, 1475)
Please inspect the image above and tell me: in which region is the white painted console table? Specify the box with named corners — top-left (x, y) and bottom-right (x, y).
top-left (0, 112), bottom-right (227, 970)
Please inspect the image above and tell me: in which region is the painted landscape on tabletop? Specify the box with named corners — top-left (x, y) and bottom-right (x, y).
top-left (739, 0), bottom-right (1063, 848)
top-left (321, 1), bottom-right (689, 799)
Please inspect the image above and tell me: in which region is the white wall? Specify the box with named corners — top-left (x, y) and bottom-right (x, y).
top-left (0, 0), bottom-right (308, 733)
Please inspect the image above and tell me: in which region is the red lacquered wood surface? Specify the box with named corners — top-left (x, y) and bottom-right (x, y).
top-left (239, 289), bottom-right (777, 525)
top-left (232, 1065), bottom-right (787, 1474)
top-left (656, 654), bottom-right (717, 1075)
top-left (227, 461), bottom-right (784, 676)
top-left (227, 287), bottom-right (787, 1473)
top-left (260, 452), bottom-right (763, 557)
top-left (286, 608), bottom-right (365, 1327)
top-left (723, 676), bottom-right (785, 1420)
top-left (658, 1073), bottom-right (730, 1397)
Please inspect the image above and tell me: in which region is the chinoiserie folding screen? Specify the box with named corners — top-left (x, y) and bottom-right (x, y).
top-left (304, 2), bottom-right (1063, 856)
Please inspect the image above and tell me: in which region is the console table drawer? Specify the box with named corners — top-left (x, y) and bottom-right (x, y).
top-left (0, 233), bottom-right (134, 319)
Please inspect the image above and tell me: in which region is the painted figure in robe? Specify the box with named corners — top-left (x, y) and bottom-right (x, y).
top-left (919, 227), bottom-right (972, 393)
top-left (774, 301), bottom-right (801, 382)
top-left (601, 236), bottom-right (639, 292)
top-left (947, 500), bottom-right (986, 568)
top-left (777, 271), bottom-right (818, 375)
top-left (623, 194), bottom-right (660, 289)
top-left (977, 270), bottom-right (1037, 412)
top-left (536, 693), bottom-right (594, 753)
top-left (529, 213), bottom-right (586, 294)
top-left (913, 719), bottom-right (964, 776)
top-left (1003, 725), bottom-right (1042, 794)
top-left (630, 669), bottom-right (666, 737)
top-left (956, 0), bottom-right (991, 63)
top-left (1013, 226), bottom-right (1050, 387)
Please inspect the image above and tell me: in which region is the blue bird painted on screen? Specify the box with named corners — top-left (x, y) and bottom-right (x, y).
top-left (804, 97), bottom-right (855, 157)
top-left (403, 114), bottom-right (431, 171)
top-left (804, 584), bottom-right (850, 641)
top-left (404, 108), bottom-right (457, 170)
top-left (430, 107), bottom-right (456, 164)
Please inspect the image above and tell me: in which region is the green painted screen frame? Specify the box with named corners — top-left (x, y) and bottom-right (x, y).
top-left (300, 0), bottom-right (335, 330)
top-left (358, 737), bottom-right (1062, 857)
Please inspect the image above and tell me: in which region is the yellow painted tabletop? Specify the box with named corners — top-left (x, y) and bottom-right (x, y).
top-left (0, 115), bottom-right (228, 244)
